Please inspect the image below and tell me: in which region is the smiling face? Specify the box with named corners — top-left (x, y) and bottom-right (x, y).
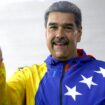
top-left (45, 12), bottom-right (82, 61)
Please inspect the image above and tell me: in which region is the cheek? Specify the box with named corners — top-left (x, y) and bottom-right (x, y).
top-left (46, 34), bottom-right (52, 48)
top-left (67, 35), bottom-right (77, 46)
top-left (46, 32), bottom-right (55, 42)
top-left (67, 35), bottom-right (75, 42)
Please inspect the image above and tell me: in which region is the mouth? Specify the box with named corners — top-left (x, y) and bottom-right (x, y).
top-left (53, 42), bottom-right (69, 45)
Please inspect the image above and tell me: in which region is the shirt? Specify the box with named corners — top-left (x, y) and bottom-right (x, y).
top-left (0, 49), bottom-right (105, 105)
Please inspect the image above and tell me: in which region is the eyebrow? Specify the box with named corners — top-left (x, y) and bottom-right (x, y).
top-left (48, 22), bottom-right (74, 27)
top-left (48, 22), bottom-right (57, 26)
top-left (63, 23), bottom-right (74, 27)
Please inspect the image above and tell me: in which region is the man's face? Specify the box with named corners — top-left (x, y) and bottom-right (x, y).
top-left (45, 12), bottom-right (82, 61)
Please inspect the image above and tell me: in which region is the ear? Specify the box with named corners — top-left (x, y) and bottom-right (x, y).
top-left (77, 26), bottom-right (82, 42)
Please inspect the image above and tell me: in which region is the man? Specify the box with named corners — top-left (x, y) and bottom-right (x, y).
top-left (0, 1), bottom-right (105, 105)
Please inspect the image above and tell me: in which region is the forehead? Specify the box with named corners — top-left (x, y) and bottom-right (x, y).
top-left (47, 12), bottom-right (75, 24)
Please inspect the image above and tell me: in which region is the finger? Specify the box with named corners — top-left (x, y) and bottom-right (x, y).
top-left (0, 48), bottom-right (3, 63)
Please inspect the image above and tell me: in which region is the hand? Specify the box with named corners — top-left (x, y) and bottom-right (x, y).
top-left (0, 48), bottom-right (3, 66)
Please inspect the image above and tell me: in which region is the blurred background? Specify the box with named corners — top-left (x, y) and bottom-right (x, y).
top-left (0, 0), bottom-right (105, 78)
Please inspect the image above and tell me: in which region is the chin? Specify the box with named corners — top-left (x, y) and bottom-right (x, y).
top-left (54, 54), bottom-right (68, 61)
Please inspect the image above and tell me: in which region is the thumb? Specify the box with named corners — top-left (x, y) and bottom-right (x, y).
top-left (0, 48), bottom-right (3, 66)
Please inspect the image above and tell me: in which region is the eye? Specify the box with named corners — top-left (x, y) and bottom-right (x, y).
top-left (49, 25), bottom-right (58, 30)
top-left (63, 26), bottom-right (74, 31)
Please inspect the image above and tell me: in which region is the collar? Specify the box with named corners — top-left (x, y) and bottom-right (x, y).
top-left (44, 49), bottom-right (96, 66)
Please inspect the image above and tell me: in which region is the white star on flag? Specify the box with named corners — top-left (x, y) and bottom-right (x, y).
top-left (64, 85), bottom-right (82, 101)
top-left (80, 75), bottom-right (98, 89)
top-left (95, 67), bottom-right (105, 77)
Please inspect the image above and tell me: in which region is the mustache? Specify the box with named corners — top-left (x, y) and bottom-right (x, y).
top-left (52, 37), bottom-right (69, 45)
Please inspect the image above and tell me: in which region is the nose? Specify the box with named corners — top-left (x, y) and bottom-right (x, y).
top-left (56, 27), bottom-right (65, 37)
